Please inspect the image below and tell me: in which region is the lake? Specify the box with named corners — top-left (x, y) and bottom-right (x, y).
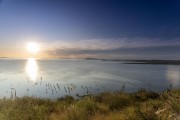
top-left (0, 58), bottom-right (179, 99)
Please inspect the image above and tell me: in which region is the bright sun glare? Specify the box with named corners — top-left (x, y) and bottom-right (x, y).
top-left (26, 58), bottom-right (38, 82)
top-left (26, 42), bottom-right (39, 54)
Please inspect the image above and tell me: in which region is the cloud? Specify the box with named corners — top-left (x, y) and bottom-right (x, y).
top-left (46, 37), bottom-right (180, 50)
top-left (43, 37), bottom-right (180, 59)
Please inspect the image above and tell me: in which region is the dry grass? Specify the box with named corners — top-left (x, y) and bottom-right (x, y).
top-left (0, 89), bottom-right (179, 120)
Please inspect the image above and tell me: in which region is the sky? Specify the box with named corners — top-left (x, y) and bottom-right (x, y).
top-left (0, 0), bottom-right (180, 59)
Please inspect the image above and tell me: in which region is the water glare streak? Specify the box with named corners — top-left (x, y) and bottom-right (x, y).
top-left (26, 58), bottom-right (38, 82)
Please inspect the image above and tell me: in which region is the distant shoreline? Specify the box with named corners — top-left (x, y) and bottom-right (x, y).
top-left (1, 57), bottom-right (180, 65)
top-left (85, 58), bottom-right (180, 65)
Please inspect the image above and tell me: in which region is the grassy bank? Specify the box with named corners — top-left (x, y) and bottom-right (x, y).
top-left (0, 89), bottom-right (179, 120)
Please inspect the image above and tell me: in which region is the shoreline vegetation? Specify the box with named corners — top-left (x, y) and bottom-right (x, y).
top-left (0, 89), bottom-right (179, 120)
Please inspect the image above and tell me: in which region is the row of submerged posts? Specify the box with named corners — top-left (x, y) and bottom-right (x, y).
top-left (6, 74), bottom-right (156, 99)
top-left (7, 76), bottom-right (108, 99)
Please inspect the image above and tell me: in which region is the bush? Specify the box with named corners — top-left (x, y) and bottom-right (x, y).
top-left (99, 93), bottom-right (131, 110)
top-left (61, 105), bottom-right (88, 120)
top-left (76, 97), bottom-right (98, 115)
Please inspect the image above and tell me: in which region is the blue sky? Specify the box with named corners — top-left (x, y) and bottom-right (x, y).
top-left (0, 0), bottom-right (180, 59)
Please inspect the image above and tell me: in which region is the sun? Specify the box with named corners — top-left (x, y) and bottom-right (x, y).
top-left (26, 42), bottom-right (39, 54)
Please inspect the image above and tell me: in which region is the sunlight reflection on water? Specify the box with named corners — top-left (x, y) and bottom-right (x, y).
top-left (166, 66), bottom-right (180, 87)
top-left (26, 58), bottom-right (38, 82)
top-left (0, 59), bottom-right (179, 99)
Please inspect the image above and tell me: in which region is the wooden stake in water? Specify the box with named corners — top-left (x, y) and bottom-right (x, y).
top-left (57, 84), bottom-right (60, 91)
top-left (53, 85), bottom-right (57, 93)
top-left (40, 77), bottom-right (42, 85)
top-left (15, 90), bottom-right (16, 98)
top-left (64, 87), bottom-right (67, 93)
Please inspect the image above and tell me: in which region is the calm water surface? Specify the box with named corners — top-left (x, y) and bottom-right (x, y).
top-left (0, 58), bottom-right (179, 99)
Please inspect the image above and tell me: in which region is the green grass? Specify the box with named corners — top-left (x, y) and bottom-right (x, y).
top-left (0, 89), bottom-right (179, 120)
